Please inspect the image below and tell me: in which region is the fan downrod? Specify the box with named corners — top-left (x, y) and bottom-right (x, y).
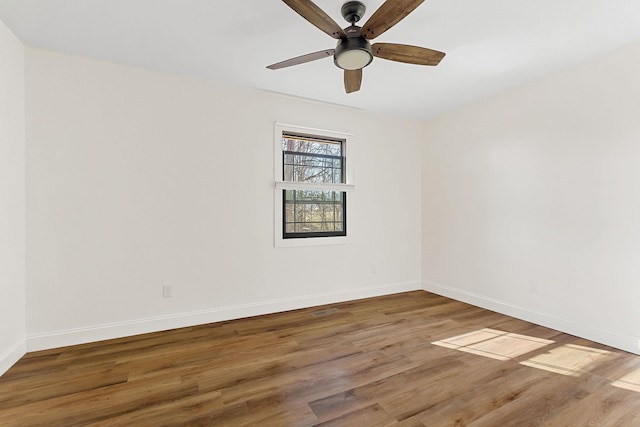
top-left (341, 1), bottom-right (366, 24)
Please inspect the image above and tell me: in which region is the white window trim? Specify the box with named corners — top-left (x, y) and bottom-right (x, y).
top-left (274, 122), bottom-right (355, 248)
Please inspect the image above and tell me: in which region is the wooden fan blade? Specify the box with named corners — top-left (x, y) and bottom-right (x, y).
top-left (267, 49), bottom-right (335, 70)
top-left (372, 43), bottom-right (445, 66)
top-left (282, 0), bottom-right (346, 39)
top-left (344, 69), bottom-right (362, 93)
top-left (361, 0), bottom-right (425, 40)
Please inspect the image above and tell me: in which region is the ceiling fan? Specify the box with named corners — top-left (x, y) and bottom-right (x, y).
top-left (267, 0), bottom-right (445, 94)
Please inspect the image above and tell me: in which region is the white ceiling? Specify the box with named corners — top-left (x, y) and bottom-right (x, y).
top-left (1, 0), bottom-right (640, 119)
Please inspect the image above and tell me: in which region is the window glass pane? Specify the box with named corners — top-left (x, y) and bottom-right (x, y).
top-left (333, 169), bottom-right (342, 183)
top-left (285, 203), bottom-right (295, 222)
top-left (283, 165), bottom-right (294, 181)
top-left (308, 205), bottom-right (318, 223)
top-left (323, 204), bottom-right (335, 221)
top-left (301, 167), bottom-right (327, 183)
top-left (287, 157), bottom-right (341, 183)
top-left (294, 203), bottom-right (307, 222)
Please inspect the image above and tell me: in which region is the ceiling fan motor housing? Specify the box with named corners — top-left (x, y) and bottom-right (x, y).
top-left (334, 26), bottom-right (373, 70)
top-left (341, 1), bottom-right (366, 23)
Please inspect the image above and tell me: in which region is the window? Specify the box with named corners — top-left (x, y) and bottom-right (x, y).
top-left (274, 123), bottom-right (354, 247)
top-left (283, 133), bottom-right (346, 238)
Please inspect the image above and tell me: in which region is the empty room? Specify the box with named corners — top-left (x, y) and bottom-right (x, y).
top-left (2, 0), bottom-right (640, 425)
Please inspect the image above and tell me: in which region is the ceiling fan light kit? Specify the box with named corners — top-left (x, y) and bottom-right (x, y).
top-left (334, 30), bottom-right (373, 70)
top-left (268, 0), bottom-right (445, 93)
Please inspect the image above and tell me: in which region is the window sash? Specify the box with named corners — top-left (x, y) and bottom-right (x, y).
top-left (282, 190), bottom-right (346, 239)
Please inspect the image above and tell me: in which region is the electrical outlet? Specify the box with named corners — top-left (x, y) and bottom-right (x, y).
top-left (529, 281), bottom-right (539, 295)
top-left (163, 284), bottom-right (173, 298)
top-left (370, 264), bottom-right (377, 274)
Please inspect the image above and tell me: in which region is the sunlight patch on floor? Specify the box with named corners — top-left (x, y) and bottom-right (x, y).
top-left (612, 366), bottom-right (640, 392)
top-left (520, 344), bottom-right (612, 376)
top-left (432, 328), bottom-right (554, 361)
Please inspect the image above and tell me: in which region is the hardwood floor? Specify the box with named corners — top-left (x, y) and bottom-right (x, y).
top-left (2, 291), bottom-right (640, 426)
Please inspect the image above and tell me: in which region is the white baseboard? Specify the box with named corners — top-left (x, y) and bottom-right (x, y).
top-left (0, 340), bottom-right (27, 377)
top-left (423, 280), bottom-right (640, 355)
top-left (27, 281), bottom-right (421, 352)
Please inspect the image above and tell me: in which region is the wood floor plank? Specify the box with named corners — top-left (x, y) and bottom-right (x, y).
top-left (82, 390), bottom-right (225, 427)
top-left (2, 290), bottom-right (640, 426)
top-left (309, 353), bottom-right (467, 423)
top-left (541, 386), bottom-right (640, 426)
top-left (0, 362), bottom-right (128, 408)
top-left (313, 403), bottom-right (396, 427)
top-left (0, 376), bottom-right (200, 426)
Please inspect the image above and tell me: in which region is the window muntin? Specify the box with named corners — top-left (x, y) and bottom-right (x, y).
top-left (282, 133), bottom-right (346, 239)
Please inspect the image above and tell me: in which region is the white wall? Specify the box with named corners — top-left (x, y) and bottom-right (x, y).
top-left (422, 41), bottom-right (640, 354)
top-left (0, 20), bottom-right (26, 374)
top-left (25, 48), bottom-right (422, 350)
